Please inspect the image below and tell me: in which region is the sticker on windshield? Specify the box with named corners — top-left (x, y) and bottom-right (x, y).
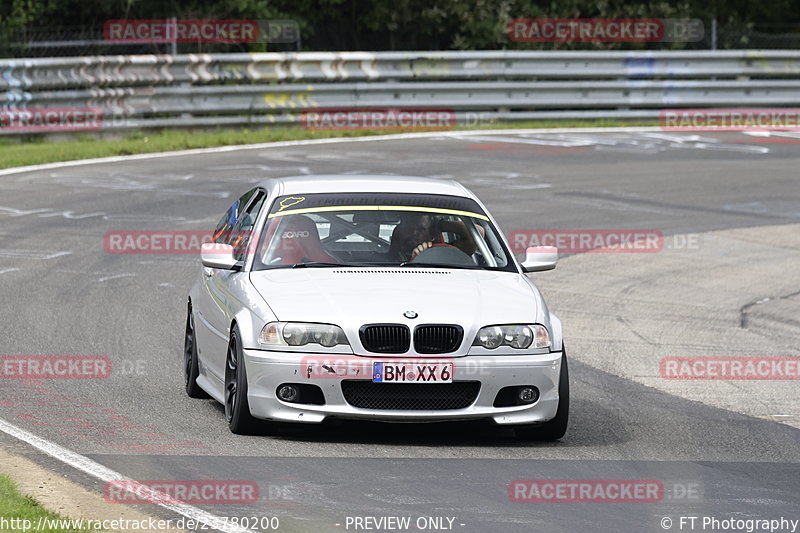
top-left (278, 196), bottom-right (306, 211)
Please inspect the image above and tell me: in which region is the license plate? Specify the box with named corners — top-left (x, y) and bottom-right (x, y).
top-left (372, 362), bottom-right (453, 383)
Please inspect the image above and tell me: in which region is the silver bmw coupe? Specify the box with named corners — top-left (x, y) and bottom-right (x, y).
top-left (185, 175), bottom-right (568, 440)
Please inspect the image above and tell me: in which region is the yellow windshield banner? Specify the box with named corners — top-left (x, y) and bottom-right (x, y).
top-left (267, 204), bottom-right (490, 221)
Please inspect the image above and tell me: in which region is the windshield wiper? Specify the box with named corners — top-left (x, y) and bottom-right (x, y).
top-left (291, 262), bottom-right (348, 268)
top-left (398, 261), bottom-right (480, 270)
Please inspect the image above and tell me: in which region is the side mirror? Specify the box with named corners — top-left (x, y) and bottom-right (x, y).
top-left (201, 242), bottom-right (239, 270)
top-left (521, 246), bottom-right (558, 272)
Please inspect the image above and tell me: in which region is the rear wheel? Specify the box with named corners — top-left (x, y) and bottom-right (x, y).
top-left (514, 348), bottom-right (569, 441)
top-left (224, 328), bottom-right (261, 435)
top-left (183, 304), bottom-right (210, 399)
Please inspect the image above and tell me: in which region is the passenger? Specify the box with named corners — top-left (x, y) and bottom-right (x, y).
top-left (263, 215), bottom-right (337, 264)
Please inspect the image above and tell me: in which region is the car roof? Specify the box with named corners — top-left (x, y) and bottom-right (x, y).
top-left (255, 175), bottom-right (475, 199)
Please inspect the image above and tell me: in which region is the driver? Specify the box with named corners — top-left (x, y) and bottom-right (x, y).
top-left (389, 213), bottom-right (478, 261)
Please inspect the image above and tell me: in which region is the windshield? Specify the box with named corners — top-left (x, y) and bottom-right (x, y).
top-left (252, 193), bottom-right (516, 272)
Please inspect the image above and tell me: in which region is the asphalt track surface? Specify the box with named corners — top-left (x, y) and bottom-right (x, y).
top-left (0, 130), bottom-right (798, 532)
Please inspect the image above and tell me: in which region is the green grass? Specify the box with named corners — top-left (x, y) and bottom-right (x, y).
top-left (0, 474), bottom-right (93, 533)
top-left (0, 120), bottom-right (659, 170)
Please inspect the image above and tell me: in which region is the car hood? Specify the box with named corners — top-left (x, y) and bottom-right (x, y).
top-left (249, 267), bottom-right (545, 354)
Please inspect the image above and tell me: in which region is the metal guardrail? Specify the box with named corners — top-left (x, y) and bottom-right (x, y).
top-left (2, 50), bottom-right (800, 133)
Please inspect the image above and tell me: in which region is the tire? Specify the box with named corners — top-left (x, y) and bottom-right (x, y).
top-left (224, 327), bottom-right (261, 435)
top-left (514, 348), bottom-right (569, 441)
top-left (184, 304), bottom-right (210, 399)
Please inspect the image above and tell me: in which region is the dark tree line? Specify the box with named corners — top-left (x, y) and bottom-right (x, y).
top-left (1, 0), bottom-right (799, 51)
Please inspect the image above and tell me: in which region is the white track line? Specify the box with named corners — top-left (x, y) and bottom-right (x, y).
top-left (0, 127), bottom-right (664, 177)
top-left (0, 417), bottom-right (252, 533)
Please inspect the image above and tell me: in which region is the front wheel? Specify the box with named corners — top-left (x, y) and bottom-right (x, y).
top-left (514, 348), bottom-right (569, 441)
top-left (184, 304), bottom-right (210, 399)
top-left (224, 328), bottom-right (261, 435)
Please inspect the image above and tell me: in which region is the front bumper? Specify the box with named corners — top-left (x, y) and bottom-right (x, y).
top-left (242, 348), bottom-right (563, 425)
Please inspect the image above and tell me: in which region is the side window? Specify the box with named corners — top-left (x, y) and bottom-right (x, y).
top-left (230, 191), bottom-right (266, 262)
top-left (213, 203), bottom-right (237, 242)
top-left (213, 189), bottom-right (257, 243)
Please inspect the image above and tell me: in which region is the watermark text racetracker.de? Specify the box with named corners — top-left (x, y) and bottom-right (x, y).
top-left (302, 108), bottom-right (456, 132)
top-left (0, 108), bottom-right (102, 133)
top-left (660, 516), bottom-right (798, 532)
top-left (509, 479), bottom-right (702, 503)
top-left (660, 357), bottom-right (800, 380)
top-left (300, 108), bottom-right (497, 131)
top-left (104, 18), bottom-right (299, 43)
top-left (661, 108), bottom-right (800, 131)
top-left (0, 356), bottom-right (148, 378)
top-left (103, 230), bottom-right (257, 254)
top-left (103, 480), bottom-right (258, 504)
top-left (508, 18), bottom-right (703, 42)
top-left (508, 229), bottom-right (702, 254)
top-left (0, 356), bottom-right (111, 379)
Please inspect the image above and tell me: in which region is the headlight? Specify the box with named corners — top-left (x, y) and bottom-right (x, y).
top-left (258, 322), bottom-right (348, 348)
top-left (474, 326), bottom-right (505, 349)
top-left (472, 324), bottom-right (550, 350)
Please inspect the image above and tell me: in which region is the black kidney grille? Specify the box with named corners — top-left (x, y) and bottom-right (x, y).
top-left (341, 381), bottom-right (481, 410)
top-left (413, 325), bottom-right (463, 354)
top-left (360, 324), bottom-right (410, 353)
